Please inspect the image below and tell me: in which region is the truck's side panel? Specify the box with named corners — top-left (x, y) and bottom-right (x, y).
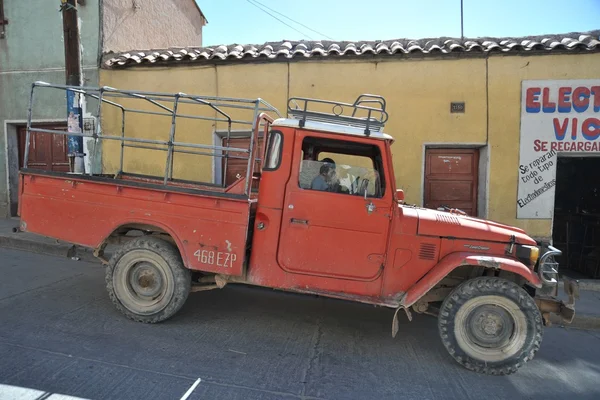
top-left (19, 172), bottom-right (251, 276)
top-left (381, 206), bottom-right (441, 300)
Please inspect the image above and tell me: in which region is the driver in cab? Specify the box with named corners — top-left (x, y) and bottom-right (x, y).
top-left (310, 158), bottom-right (350, 194)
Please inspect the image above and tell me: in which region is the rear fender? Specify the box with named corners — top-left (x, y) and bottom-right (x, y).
top-left (401, 252), bottom-right (542, 308)
top-left (98, 219), bottom-right (188, 266)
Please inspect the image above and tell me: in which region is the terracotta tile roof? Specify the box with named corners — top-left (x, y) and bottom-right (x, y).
top-left (104, 30), bottom-right (600, 68)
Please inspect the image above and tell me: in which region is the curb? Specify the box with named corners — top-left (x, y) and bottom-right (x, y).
top-left (0, 234), bottom-right (98, 263)
top-left (559, 279), bottom-right (600, 292)
top-left (549, 313), bottom-right (600, 331)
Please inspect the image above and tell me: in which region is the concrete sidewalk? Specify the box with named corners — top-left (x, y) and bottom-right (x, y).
top-left (1, 217), bottom-right (599, 330)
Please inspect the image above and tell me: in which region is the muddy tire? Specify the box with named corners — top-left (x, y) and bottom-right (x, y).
top-left (106, 237), bottom-right (191, 323)
top-left (438, 277), bottom-right (543, 375)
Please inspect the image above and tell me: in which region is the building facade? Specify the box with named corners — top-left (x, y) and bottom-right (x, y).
top-left (8, 26), bottom-right (600, 275)
top-left (0, 0), bottom-right (206, 217)
top-left (98, 31), bottom-right (600, 246)
top-left (102, 0), bottom-right (206, 53)
top-left (0, 0), bottom-right (100, 217)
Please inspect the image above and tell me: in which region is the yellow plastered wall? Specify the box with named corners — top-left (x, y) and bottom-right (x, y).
top-left (99, 52), bottom-right (599, 238)
top-left (287, 58), bottom-right (488, 202)
top-left (487, 53), bottom-right (600, 238)
top-left (101, 58), bottom-right (486, 194)
top-left (101, 66), bottom-right (217, 181)
top-left (101, 63), bottom-right (289, 183)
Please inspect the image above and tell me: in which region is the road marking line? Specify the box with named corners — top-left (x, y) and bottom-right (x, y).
top-left (180, 378), bottom-right (202, 400)
top-left (227, 349), bottom-right (246, 355)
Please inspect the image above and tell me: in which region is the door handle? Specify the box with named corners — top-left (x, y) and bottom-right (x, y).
top-left (366, 201), bottom-right (376, 214)
top-left (291, 218), bottom-right (309, 225)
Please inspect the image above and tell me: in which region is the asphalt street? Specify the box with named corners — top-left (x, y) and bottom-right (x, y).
top-left (1, 248), bottom-right (600, 400)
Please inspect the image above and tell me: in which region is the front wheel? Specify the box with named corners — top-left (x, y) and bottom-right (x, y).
top-left (106, 237), bottom-right (191, 323)
top-left (438, 277), bottom-right (543, 375)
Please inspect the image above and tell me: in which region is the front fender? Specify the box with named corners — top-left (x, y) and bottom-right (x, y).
top-left (401, 252), bottom-right (542, 308)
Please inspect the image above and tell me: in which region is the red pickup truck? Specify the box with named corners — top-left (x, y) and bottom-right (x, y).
top-left (19, 83), bottom-right (576, 375)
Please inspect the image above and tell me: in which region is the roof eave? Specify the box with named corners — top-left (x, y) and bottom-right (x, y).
top-left (102, 30), bottom-right (600, 69)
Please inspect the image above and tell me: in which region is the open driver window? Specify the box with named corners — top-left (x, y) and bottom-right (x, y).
top-left (298, 137), bottom-right (386, 198)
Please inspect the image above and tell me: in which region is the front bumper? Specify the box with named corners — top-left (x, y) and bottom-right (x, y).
top-left (535, 276), bottom-right (579, 325)
top-left (534, 246), bottom-right (579, 325)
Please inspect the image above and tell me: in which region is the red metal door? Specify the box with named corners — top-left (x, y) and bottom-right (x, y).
top-left (424, 148), bottom-right (479, 216)
top-left (276, 134), bottom-right (392, 281)
top-left (18, 125), bottom-right (69, 172)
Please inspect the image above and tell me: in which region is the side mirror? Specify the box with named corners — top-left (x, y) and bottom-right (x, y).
top-left (396, 189), bottom-right (405, 203)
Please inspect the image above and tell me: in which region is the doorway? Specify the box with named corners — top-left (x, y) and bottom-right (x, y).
top-left (552, 157), bottom-right (600, 278)
top-left (6, 122), bottom-right (68, 216)
top-left (424, 148), bottom-right (479, 216)
top-left (220, 135), bottom-right (263, 186)
top-left (213, 131), bottom-right (264, 187)
top-left (17, 125), bottom-right (69, 172)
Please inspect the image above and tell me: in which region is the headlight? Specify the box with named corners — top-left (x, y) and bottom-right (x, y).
top-left (516, 245), bottom-right (539, 266)
top-left (529, 246), bottom-right (540, 265)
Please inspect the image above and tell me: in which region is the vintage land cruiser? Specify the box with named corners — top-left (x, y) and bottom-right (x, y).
top-left (18, 82), bottom-right (577, 375)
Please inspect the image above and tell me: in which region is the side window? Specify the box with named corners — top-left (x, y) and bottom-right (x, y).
top-left (264, 131), bottom-right (283, 171)
top-left (298, 137), bottom-right (385, 198)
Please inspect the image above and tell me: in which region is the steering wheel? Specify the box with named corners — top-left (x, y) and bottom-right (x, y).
top-left (358, 178), bottom-right (370, 197)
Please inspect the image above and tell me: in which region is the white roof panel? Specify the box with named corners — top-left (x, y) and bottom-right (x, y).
top-left (271, 118), bottom-right (394, 141)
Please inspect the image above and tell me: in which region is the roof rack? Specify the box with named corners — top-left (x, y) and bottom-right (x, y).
top-left (287, 94), bottom-right (389, 136)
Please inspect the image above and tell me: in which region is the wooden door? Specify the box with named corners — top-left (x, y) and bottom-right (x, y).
top-left (18, 125), bottom-right (69, 172)
top-left (221, 136), bottom-right (263, 186)
top-left (424, 148), bottom-right (479, 216)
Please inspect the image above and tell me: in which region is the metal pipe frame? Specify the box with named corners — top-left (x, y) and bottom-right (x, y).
top-left (244, 102), bottom-right (261, 196)
top-left (223, 120), bottom-right (232, 188)
top-left (24, 84), bottom-right (36, 169)
top-left (26, 127), bottom-right (251, 154)
top-left (122, 143), bottom-right (168, 152)
top-left (33, 81), bottom-right (281, 114)
top-left (25, 82), bottom-right (279, 195)
top-left (117, 146), bottom-right (257, 166)
top-left (164, 94), bottom-right (180, 183)
top-left (119, 109), bottom-right (126, 174)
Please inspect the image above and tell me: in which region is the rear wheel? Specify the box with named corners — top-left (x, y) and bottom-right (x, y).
top-left (438, 277), bottom-right (543, 375)
top-left (106, 237), bottom-right (191, 323)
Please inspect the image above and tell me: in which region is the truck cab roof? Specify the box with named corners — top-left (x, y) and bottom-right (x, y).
top-left (271, 118), bottom-right (395, 142)
top-left (283, 94), bottom-right (391, 142)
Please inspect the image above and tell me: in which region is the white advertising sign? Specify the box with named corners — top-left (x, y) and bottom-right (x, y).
top-left (518, 80), bottom-right (600, 219)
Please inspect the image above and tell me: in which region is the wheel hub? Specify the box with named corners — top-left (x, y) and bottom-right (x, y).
top-left (129, 262), bottom-right (163, 299)
top-left (467, 305), bottom-right (514, 348)
top-left (479, 313), bottom-right (503, 335)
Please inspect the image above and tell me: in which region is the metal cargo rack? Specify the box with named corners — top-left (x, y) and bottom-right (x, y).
top-left (25, 82), bottom-right (282, 196)
top-left (287, 94), bottom-right (389, 136)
